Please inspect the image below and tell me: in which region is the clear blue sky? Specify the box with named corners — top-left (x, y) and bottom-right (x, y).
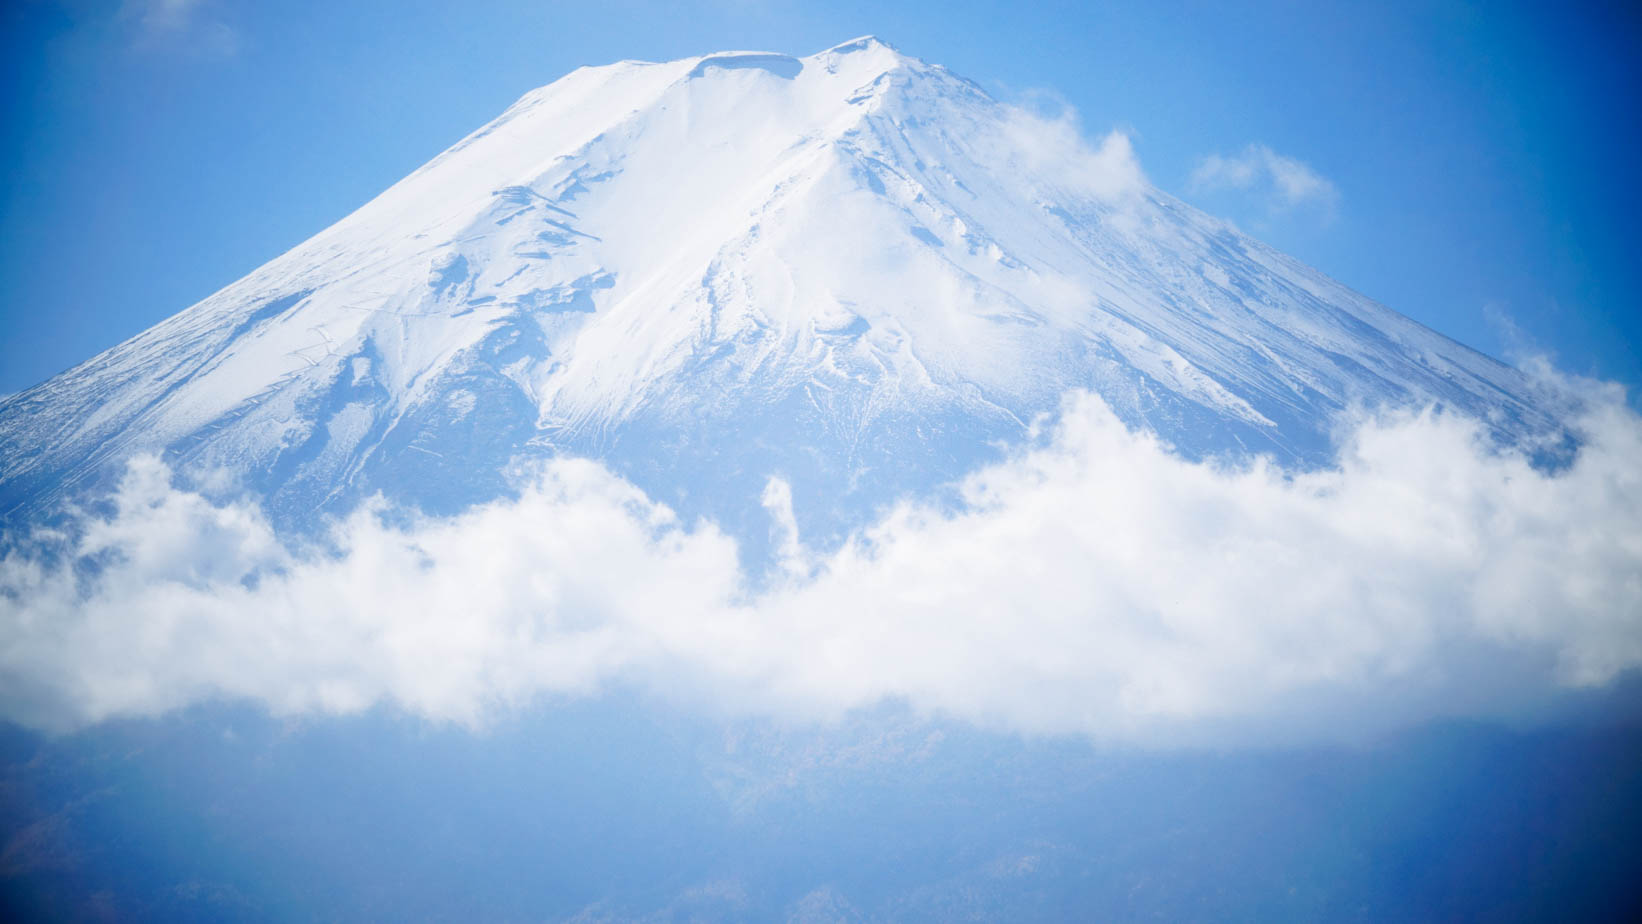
top-left (3, 0), bottom-right (1638, 394)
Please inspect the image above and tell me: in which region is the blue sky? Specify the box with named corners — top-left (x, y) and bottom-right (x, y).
top-left (2, 0), bottom-right (1638, 395)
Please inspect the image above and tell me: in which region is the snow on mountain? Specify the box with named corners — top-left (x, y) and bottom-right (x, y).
top-left (0, 37), bottom-right (1564, 548)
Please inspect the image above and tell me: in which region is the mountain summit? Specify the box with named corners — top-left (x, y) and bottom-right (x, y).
top-left (0, 39), bottom-right (1560, 545)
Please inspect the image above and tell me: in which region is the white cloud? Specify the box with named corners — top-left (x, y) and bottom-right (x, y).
top-left (2, 378), bottom-right (1639, 742)
top-left (1190, 143), bottom-right (1339, 216)
top-left (994, 96), bottom-right (1147, 204)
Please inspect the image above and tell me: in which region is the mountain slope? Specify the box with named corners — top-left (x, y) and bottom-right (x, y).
top-left (0, 37), bottom-right (1561, 546)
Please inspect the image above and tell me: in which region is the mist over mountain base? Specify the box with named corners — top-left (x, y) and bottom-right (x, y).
top-left (3, 696), bottom-right (1641, 923)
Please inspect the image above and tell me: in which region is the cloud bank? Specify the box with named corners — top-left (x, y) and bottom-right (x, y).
top-left (2, 384), bottom-right (1639, 741)
top-left (1190, 143), bottom-right (1339, 216)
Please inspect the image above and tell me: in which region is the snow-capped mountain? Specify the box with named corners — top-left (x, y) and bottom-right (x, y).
top-left (0, 37), bottom-right (1561, 547)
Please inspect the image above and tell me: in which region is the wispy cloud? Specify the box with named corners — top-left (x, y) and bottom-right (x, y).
top-left (1190, 143), bottom-right (1339, 218)
top-left (129, 0), bottom-right (203, 31)
top-left (120, 0), bottom-right (237, 55)
top-left (995, 89), bottom-right (1148, 204)
top-left (3, 372), bottom-right (1638, 742)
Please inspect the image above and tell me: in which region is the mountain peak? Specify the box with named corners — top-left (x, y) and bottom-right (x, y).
top-left (0, 40), bottom-right (1560, 548)
top-left (820, 35), bottom-right (897, 55)
top-left (808, 35), bottom-right (916, 81)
